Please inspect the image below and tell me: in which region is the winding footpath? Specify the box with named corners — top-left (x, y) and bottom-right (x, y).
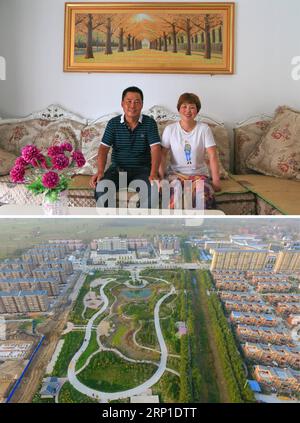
top-left (67, 278), bottom-right (175, 401)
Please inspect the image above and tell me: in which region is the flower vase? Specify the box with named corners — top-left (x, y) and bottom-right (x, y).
top-left (42, 190), bottom-right (69, 215)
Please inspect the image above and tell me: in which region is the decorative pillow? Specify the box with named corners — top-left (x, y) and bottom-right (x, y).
top-left (206, 123), bottom-right (231, 172)
top-left (0, 119), bottom-right (84, 177)
top-left (204, 149), bottom-right (229, 180)
top-left (33, 119), bottom-right (83, 152)
top-left (0, 148), bottom-right (17, 176)
top-left (234, 119), bottom-right (271, 174)
top-left (78, 114), bottom-right (118, 175)
top-left (246, 106), bottom-right (300, 180)
top-left (0, 120), bottom-right (42, 155)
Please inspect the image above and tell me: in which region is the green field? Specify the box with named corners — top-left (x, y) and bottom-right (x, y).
top-left (75, 330), bottom-right (99, 372)
top-left (77, 351), bottom-right (157, 392)
top-left (51, 331), bottom-right (85, 377)
top-left (58, 382), bottom-right (98, 403)
top-left (0, 219), bottom-right (189, 259)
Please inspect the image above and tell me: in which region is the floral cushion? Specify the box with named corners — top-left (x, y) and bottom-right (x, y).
top-left (78, 114), bottom-right (117, 175)
top-left (0, 119), bottom-right (84, 155)
top-left (246, 106), bottom-right (300, 180)
top-left (0, 120), bottom-right (42, 155)
top-left (234, 120), bottom-right (271, 174)
top-left (0, 148), bottom-right (17, 176)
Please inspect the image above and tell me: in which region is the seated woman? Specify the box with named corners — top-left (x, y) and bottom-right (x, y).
top-left (159, 93), bottom-right (221, 209)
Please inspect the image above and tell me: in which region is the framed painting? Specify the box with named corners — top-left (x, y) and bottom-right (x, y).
top-left (64, 2), bottom-right (235, 74)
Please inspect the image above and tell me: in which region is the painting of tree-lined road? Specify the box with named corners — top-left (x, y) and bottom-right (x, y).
top-left (64, 3), bottom-right (234, 74)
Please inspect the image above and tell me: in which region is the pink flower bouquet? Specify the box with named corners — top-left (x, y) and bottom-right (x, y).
top-left (10, 142), bottom-right (86, 202)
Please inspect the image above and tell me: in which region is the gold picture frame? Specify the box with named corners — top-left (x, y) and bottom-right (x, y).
top-left (64, 2), bottom-right (235, 74)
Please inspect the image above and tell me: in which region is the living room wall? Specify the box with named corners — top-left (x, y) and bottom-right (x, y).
top-left (0, 0), bottom-right (299, 126)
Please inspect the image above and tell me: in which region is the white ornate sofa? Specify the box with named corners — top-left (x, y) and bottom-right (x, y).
top-left (0, 105), bottom-right (299, 215)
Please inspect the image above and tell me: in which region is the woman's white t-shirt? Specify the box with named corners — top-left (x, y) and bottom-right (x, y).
top-left (161, 121), bottom-right (216, 176)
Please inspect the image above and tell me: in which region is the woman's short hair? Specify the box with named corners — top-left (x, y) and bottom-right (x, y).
top-left (177, 93), bottom-right (201, 113)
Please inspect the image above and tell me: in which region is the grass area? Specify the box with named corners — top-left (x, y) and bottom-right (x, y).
top-left (0, 219), bottom-right (189, 259)
top-left (51, 331), bottom-right (85, 377)
top-left (58, 382), bottom-right (98, 403)
top-left (188, 271), bottom-right (221, 402)
top-left (111, 324), bottom-right (128, 347)
top-left (75, 330), bottom-right (99, 372)
top-left (201, 271), bottom-right (255, 403)
top-left (77, 351), bottom-right (157, 392)
top-left (135, 321), bottom-right (158, 349)
top-left (160, 317), bottom-right (180, 355)
top-left (122, 302), bottom-right (152, 321)
top-left (69, 270), bottom-right (113, 325)
top-left (83, 307), bottom-right (99, 320)
top-left (167, 356), bottom-right (181, 374)
top-left (152, 372), bottom-right (180, 403)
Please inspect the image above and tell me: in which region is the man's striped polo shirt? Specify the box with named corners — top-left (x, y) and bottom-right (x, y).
top-left (100, 114), bottom-right (161, 171)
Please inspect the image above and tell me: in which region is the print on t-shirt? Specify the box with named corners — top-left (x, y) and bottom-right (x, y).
top-left (184, 141), bottom-right (192, 164)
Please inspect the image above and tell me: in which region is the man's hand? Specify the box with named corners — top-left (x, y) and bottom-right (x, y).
top-left (212, 179), bottom-right (221, 192)
top-left (90, 172), bottom-right (104, 189)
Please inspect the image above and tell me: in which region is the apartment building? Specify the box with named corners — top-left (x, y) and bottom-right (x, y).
top-left (0, 278), bottom-right (59, 296)
top-left (248, 275), bottom-right (288, 284)
top-left (224, 300), bottom-right (271, 314)
top-left (0, 269), bottom-right (32, 279)
top-left (39, 260), bottom-right (73, 274)
top-left (210, 249), bottom-right (270, 271)
top-left (255, 282), bottom-right (293, 293)
top-left (276, 302), bottom-right (300, 315)
top-left (273, 251), bottom-right (300, 272)
top-left (254, 365), bottom-right (300, 394)
top-left (287, 315), bottom-right (300, 326)
top-left (0, 290), bottom-right (49, 314)
top-left (230, 311), bottom-right (278, 327)
top-left (236, 325), bottom-right (294, 346)
top-left (265, 294), bottom-right (300, 305)
top-left (215, 280), bottom-right (249, 292)
top-left (32, 268), bottom-right (66, 283)
top-left (49, 240), bottom-right (84, 251)
top-left (243, 342), bottom-right (300, 369)
top-left (0, 259), bottom-right (37, 272)
top-left (219, 292), bottom-right (261, 303)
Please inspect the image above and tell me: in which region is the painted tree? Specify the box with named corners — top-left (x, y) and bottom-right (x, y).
top-left (75, 14), bottom-right (104, 58)
top-left (192, 14), bottom-right (223, 59)
top-left (156, 14), bottom-right (183, 53)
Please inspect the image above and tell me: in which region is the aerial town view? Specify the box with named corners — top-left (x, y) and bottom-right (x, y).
top-left (0, 218), bottom-right (299, 404)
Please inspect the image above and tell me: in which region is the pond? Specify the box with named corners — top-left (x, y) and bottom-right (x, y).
top-left (121, 288), bottom-right (152, 299)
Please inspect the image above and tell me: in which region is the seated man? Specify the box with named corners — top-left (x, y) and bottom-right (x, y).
top-left (90, 86), bottom-right (161, 208)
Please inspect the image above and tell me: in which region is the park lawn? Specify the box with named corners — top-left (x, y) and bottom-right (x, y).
top-left (51, 331), bottom-right (85, 377)
top-left (111, 324), bottom-right (128, 347)
top-left (167, 356), bottom-right (181, 374)
top-left (77, 351), bottom-right (157, 392)
top-left (83, 307), bottom-right (99, 320)
top-left (152, 372), bottom-right (180, 403)
top-left (135, 320), bottom-right (158, 349)
top-left (75, 330), bottom-right (99, 372)
top-left (75, 49), bottom-right (223, 67)
top-left (58, 382), bottom-right (98, 403)
top-left (122, 302), bottom-right (152, 320)
top-left (160, 318), bottom-right (180, 355)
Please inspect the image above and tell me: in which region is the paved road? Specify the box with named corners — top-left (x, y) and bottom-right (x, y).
top-left (68, 279), bottom-right (175, 401)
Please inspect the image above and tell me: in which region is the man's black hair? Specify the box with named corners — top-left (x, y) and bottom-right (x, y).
top-left (122, 86), bottom-right (144, 102)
